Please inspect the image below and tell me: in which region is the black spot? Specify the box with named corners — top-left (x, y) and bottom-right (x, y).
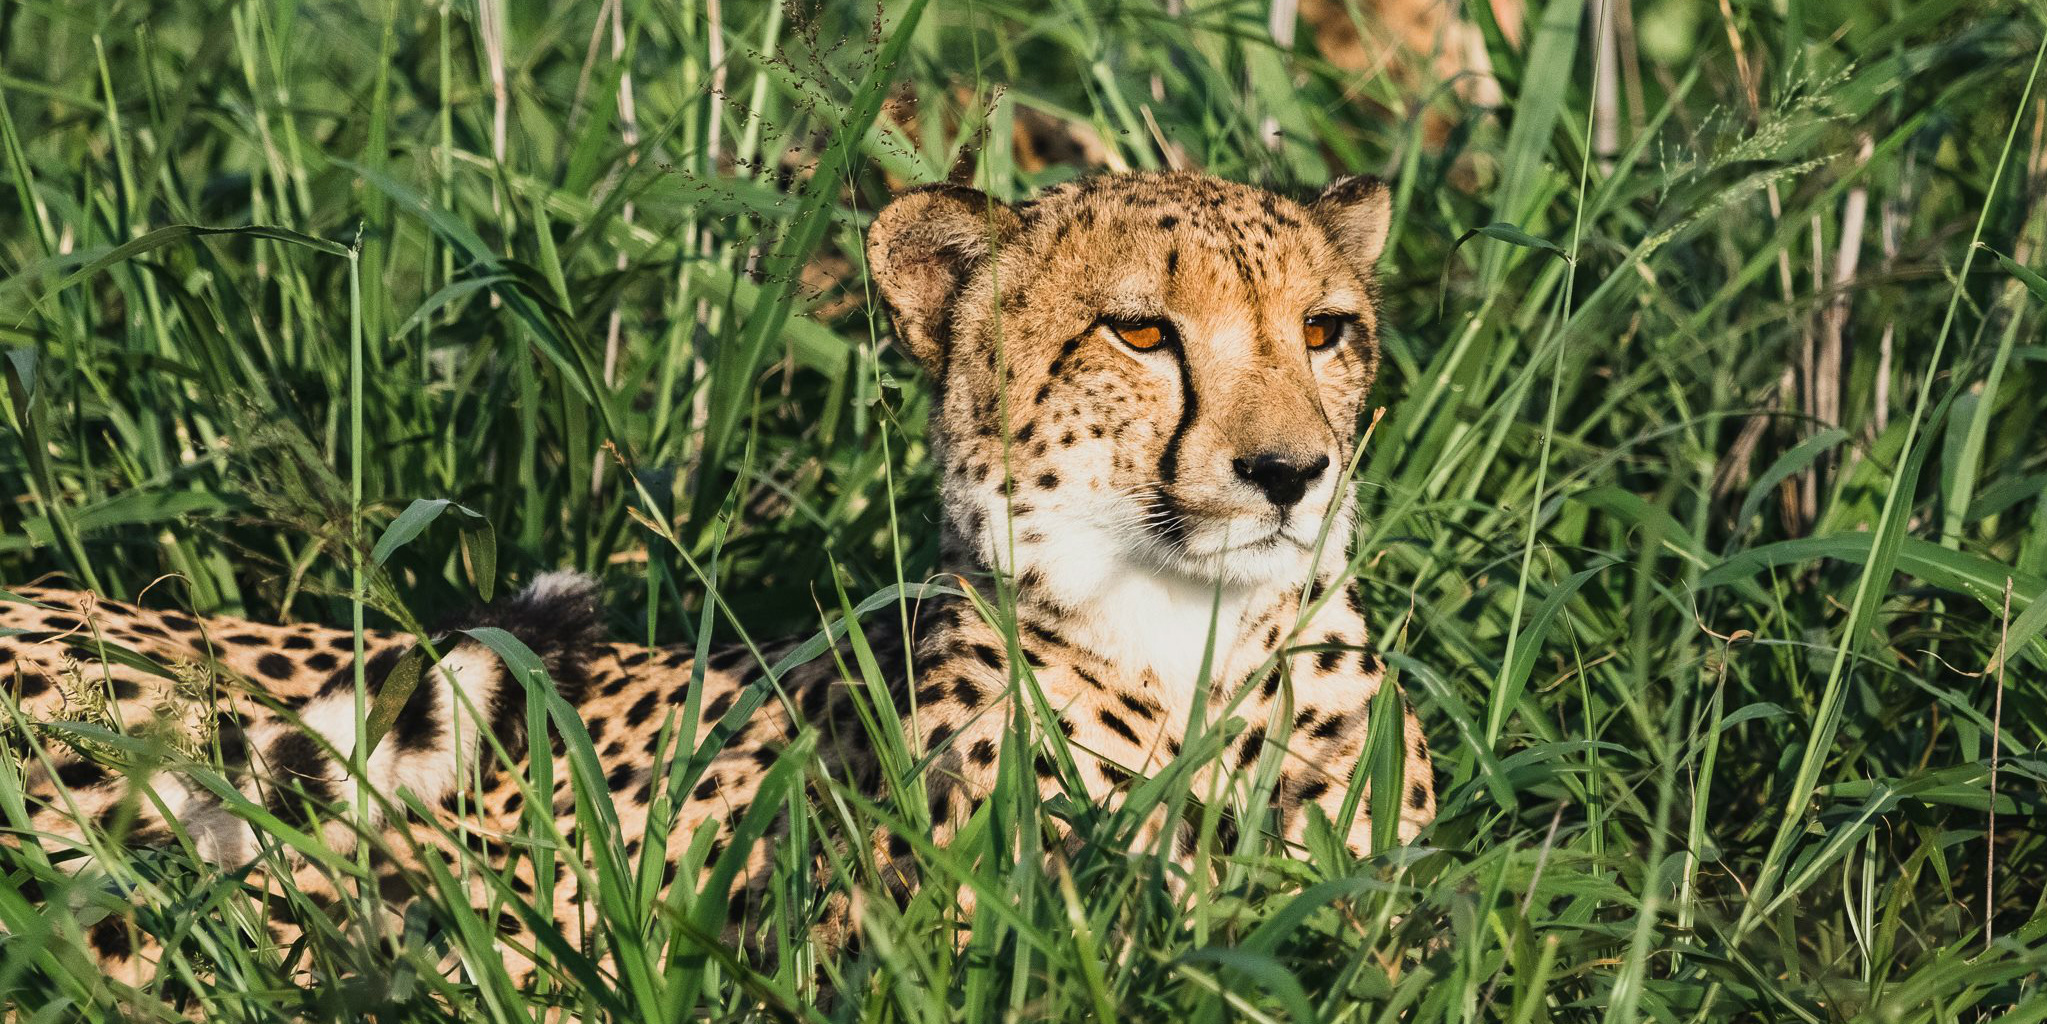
top-left (607, 762), bottom-right (636, 791)
top-left (705, 691), bottom-right (735, 719)
top-left (1299, 778), bottom-right (1330, 802)
top-left (1311, 712), bottom-right (1350, 740)
top-left (887, 834), bottom-right (912, 859)
top-left (618, 650), bottom-right (650, 667)
top-left (1096, 709), bottom-right (1141, 745)
top-left (1236, 731), bottom-right (1264, 768)
top-left (213, 714), bottom-right (250, 768)
top-left (55, 760), bottom-right (108, 789)
top-left (1316, 634), bottom-right (1347, 672)
top-left (305, 652), bottom-right (339, 673)
top-left (694, 776), bottom-right (720, 801)
top-left (971, 644), bottom-right (1004, 671)
top-left (928, 723), bottom-right (955, 749)
top-left (586, 715), bottom-right (609, 741)
top-left (1114, 692), bottom-right (1159, 721)
top-left (160, 613), bottom-right (198, 632)
top-left (626, 692), bottom-right (658, 727)
top-left (1215, 810), bottom-right (1241, 850)
top-left (89, 918), bottom-right (132, 959)
top-left (1259, 673), bottom-right (1280, 700)
top-left (1098, 762), bottom-right (1132, 787)
top-left (1158, 214), bottom-right (1179, 229)
top-left (263, 732), bottom-right (337, 823)
top-left (800, 680), bottom-right (830, 720)
top-left (225, 633), bottom-right (266, 646)
top-left (952, 678), bottom-right (984, 708)
top-left (708, 645), bottom-right (751, 670)
top-left (1022, 622), bottom-right (1067, 650)
top-left (1357, 650), bottom-right (1383, 675)
top-left (1409, 783), bottom-right (1429, 810)
top-left (1036, 472), bottom-right (1059, 491)
top-left (392, 666), bottom-right (444, 752)
top-left (282, 635), bottom-right (315, 651)
top-left (256, 653), bottom-right (296, 681)
top-left (969, 739), bottom-right (997, 766)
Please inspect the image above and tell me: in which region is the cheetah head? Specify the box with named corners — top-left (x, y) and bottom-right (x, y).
top-left (868, 171), bottom-right (1390, 593)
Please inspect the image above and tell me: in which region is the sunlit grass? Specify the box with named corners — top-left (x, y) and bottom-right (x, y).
top-left (2, 0), bottom-right (2046, 1020)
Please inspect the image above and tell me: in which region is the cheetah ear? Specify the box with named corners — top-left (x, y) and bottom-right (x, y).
top-left (867, 184), bottom-right (1022, 371)
top-left (1311, 175), bottom-right (1393, 274)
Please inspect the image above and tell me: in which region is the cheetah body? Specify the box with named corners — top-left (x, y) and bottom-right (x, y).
top-left (4, 170), bottom-right (1434, 990)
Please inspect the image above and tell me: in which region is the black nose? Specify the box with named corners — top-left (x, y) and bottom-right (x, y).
top-left (1231, 452), bottom-right (1330, 507)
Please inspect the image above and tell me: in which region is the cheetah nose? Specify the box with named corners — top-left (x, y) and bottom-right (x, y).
top-left (1231, 452), bottom-right (1330, 507)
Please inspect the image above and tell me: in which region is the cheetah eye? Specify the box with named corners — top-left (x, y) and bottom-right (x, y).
top-left (1305, 314), bottom-right (1353, 351)
top-left (1107, 319), bottom-right (1174, 352)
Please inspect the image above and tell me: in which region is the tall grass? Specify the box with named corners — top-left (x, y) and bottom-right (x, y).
top-left (2, 0), bottom-right (2045, 1020)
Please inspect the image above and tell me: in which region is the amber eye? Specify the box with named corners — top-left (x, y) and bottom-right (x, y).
top-left (1108, 320), bottom-right (1172, 351)
top-left (1305, 314), bottom-right (1352, 351)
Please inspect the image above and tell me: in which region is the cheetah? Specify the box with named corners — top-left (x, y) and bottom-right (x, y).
top-left (2, 170), bottom-right (1434, 994)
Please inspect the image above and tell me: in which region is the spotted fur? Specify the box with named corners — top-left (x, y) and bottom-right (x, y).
top-left (3, 170), bottom-right (1434, 992)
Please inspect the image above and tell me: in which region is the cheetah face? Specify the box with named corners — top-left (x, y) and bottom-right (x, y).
top-left (869, 172), bottom-right (1390, 590)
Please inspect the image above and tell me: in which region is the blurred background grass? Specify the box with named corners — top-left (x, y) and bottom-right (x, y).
top-left (3, 0), bottom-right (2046, 1019)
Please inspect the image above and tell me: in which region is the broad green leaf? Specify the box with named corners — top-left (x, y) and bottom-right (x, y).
top-left (1175, 948), bottom-right (1316, 1024)
top-left (21, 224), bottom-right (348, 317)
top-left (1719, 701), bottom-right (1790, 732)
top-left (370, 498), bottom-right (486, 566)
top-left (1698, 533), bottom-right (2042, 613)
top-left (1736, 428), bottom-right (1850, 531)
top-left (1995, 251), bottom-right (2047, 303)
